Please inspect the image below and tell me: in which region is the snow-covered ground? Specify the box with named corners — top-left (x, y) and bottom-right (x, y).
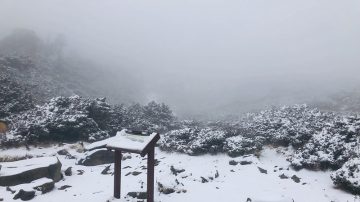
top-left (0, 144), bottom-right (359, 202)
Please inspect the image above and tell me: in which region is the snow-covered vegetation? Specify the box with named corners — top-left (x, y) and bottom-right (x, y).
top-left (159, 105), bottom-right (339, 158)
top-left (3, 96), bottom-right (111, 146)
top-left (3, 85), bottom-right (359, 194)
top-left (1, 96), bottom-right (176, 147)
top-left (158, 105), bottom-right (360, 193)
top-left (2, 85), bottom-right (360, 195)
top-left (291, 116), bottom-right (360, 170)
top-left (331, 158), bottom-right (360, 194)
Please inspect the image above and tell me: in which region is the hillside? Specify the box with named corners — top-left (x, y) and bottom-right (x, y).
top-left (0, 29), bottom-right (141, 110)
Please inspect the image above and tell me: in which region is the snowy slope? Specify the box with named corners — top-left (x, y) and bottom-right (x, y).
top-left (0, 144), bottom-right (358, 202)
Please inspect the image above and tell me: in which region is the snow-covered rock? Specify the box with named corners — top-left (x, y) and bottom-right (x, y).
top-left (9, 178), bottom-right (55, 195)
top-left (0, 157), bottom-right (61, 186)
top-left (13, 189), bottom-right (35, 201)
top-left (77, 149), bottom-right (114, 166)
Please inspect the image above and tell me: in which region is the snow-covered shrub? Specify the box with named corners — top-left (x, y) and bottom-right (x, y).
top-left (121, 101), bottom-right (176, 133)
top-left (1, 94), bottom-right (178, 146)
top-left (331, 158), bottom-right (360, 194)
top-left (245, 104), bottom-right (334, 147)
top-left (160, 105), bottom-right (338, 157)
top-left (160, 126), bottom-right (264, 157)
top-left (2, 95), bottom-right (110, 146)
top-left (207, 121), bottom-right (251, 138)
top-left (189, 128), bottom-right (226, 155)
top-left (291, 116), bottom-right (360, 170)
top-left (0, 57), bottom-right (35, 119)
top-left (224, 135), bottom-right (265, 157)
top-left (159, 128), bottom-right (198, 154)
top-left (88, 97), bottom-right (113, 132)
top-left (159, 128), bottom-right (226, 155)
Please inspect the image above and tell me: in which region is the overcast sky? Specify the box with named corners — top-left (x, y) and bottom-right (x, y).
top-left (1, 0), bottom-right (360, 116)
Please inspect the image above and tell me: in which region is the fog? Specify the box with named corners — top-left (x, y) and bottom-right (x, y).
top-left (1, 0), bottom-right (360, 117)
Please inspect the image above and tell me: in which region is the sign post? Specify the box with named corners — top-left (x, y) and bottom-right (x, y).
top-left (106, 130), bottom-right (160, 202)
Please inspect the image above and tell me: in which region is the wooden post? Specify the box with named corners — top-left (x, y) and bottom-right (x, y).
top-left (147, 147), bottom-right (155, 202)
top-left (114, 150), bottom-right (122, 199)
top-left (107, 131), bottom-right (160, 201)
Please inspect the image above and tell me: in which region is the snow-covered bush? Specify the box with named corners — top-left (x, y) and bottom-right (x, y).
top-left (331, 158), bottom-right (360, 194)
top-left (160, 105), bottom-right (338, 157)
top-left (189, 128), bottom-right (226, 155)
top-left (224, 135), bottom-right (264, 157)
top-left (1, 95), bottom-right (179, 146)
top-left (159, 128), bottom-right (198, 154)
top-left (160, 125), bottom-right (264, 156)
top-left (1, 94), bottom-right (178, 146)
top-left (291, 116), bottom-right (360, 170)
top-left (159, 128), bottom-right (227, 155)
top-left (2, 96), bottom-right (110, 146)
top-left (88, 97), bottom-right (113, 133)
top-left (245, 104), bottom-right (334, 147)
top-left (120, 101), bottom-right (176, 133)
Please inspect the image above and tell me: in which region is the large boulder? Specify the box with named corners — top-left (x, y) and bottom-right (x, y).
top-left (77, 149), bottom-right (114, 166)
top-left (0, 157), bottom-right (62, 186)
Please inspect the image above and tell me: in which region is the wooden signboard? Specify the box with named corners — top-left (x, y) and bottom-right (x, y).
top-left (106, 129), bottom-right (160, 202)
top-left (0, 121), bottom-right (8, 140)
top-left (0, 121), bottom-right (8, 134)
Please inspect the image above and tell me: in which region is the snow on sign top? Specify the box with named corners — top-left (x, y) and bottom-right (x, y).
top-left (106, 129), bottom-right (159, 154)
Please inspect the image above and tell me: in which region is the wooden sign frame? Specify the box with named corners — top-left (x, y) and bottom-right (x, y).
top-left (106, 130), bottom-right (160, 202)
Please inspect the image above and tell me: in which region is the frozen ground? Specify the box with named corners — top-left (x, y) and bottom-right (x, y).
top-left (0, 144), bottom-right (359, 202)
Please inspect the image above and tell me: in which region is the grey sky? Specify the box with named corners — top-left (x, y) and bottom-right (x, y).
top-left (1, 0), bottom-right (360, 116)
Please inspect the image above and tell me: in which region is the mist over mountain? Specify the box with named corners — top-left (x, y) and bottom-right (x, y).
top-left (1, 0), bottom-right (360, 117)
top-left (0, 29), bottom-right (143, 106)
